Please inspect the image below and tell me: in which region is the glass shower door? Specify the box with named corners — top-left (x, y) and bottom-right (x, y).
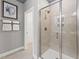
top-left (40, 1), bottom-right (61, 59)
top-left (62, 0), bottom-right (77, 59)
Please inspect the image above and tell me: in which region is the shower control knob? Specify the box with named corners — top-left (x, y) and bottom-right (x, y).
top-left (44, 27), bottom-right (47, 31)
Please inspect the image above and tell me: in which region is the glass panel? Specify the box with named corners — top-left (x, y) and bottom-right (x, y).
top-left (62, 0), bottom-right (77, 59)
top-left (40, 2), bottom-right (60, 59)
top-left (78, 0), bottom-right (79, 59)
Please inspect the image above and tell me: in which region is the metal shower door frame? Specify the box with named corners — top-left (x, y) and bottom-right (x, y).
top-left (39, 0), bottom-right (63, 59)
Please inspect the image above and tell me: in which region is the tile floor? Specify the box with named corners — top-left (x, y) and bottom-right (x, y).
top-left (1, 44), bottom-right (32, 59)
top-left (1, 49), bottom-right (32, 59)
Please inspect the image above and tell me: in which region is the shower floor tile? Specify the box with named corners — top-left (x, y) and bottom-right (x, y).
top-left (42, 49), bottom-right (74, 59)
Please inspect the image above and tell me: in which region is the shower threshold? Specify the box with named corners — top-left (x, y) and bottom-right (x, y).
top-left (42, 49), bottom-right (74, 59)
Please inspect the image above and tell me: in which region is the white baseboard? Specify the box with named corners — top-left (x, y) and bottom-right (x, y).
top-left (0, 47), bottom-right (24, 58)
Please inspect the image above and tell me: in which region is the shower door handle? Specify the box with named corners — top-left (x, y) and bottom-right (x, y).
top-left (56, 32), bottom-right (58, 39)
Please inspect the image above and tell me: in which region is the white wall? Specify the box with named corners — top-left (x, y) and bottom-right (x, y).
top-left (38, 0), bottom-right (49, 9)
top-left (24, 0), bottom-right (33, 11)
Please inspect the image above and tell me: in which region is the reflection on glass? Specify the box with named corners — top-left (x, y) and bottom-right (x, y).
top-left (62, 0), bottom-right (77, 59)
top-left (40, 0), bottom-right (77, 59)
top-left (40, 2), bottom-right (60, 59)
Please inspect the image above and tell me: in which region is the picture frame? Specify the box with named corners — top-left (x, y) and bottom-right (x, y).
top-left (2, 1), bottom-right (18, 19)
top-left (12, 21), bottom-right (20, 31)
top-left (2, 20), bottom-right (12, 31)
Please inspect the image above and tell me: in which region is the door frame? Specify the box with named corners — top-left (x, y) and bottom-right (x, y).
top-left (24, 7), bottom-right (34, 57)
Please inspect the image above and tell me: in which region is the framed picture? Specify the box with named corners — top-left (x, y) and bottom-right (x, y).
top-left (2, 1), bottom-right (18, 19)
top-left (13, 21), bottom-right (20, 31)
top-left (2, 20), bottom-right (12, 31)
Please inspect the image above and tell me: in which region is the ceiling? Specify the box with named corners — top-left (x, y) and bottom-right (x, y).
top-left (47, 0), bottom-right (55, 3)
top-left (17, 0), bottom-right (55, 4)
top-left (17, 0), bottom-right (27, 3)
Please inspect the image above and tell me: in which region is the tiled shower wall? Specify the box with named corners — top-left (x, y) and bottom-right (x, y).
top-left (40, 0), bottom-right (79, 59)
top-left (41, 7), bottom-right (51, 54)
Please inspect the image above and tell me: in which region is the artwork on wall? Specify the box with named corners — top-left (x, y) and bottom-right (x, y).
top-left (3, 24), bottom-right (12, 31)
top-left (2, 1), bottom-right (18, 19)
top-left (13, 24), bottom-right (19, 31)
top-left (13, 21), bottom-right (20, 31)
top-left (2, 20), bottom-right (20, 31)
top-left (2, 20), bottom-right (12, 31)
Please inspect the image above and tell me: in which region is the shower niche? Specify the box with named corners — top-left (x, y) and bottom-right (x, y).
top-left (40, 0), bottom-right (78, 59)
